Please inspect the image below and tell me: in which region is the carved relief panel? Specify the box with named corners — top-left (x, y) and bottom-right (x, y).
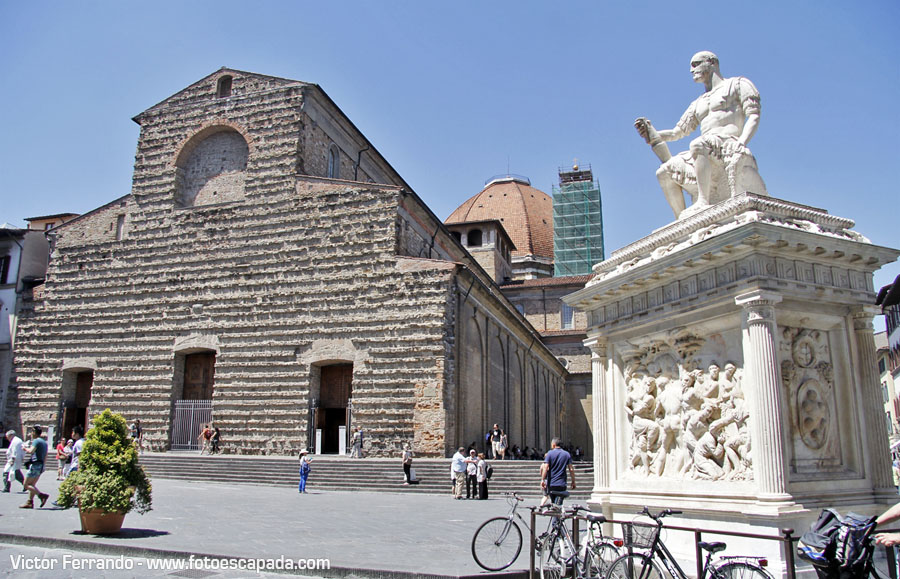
top-left (620, 330), bottom-right (751, 481)
top-left (780, 327), bottom-right (842, 474)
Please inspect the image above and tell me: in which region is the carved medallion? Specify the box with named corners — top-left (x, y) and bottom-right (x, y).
top-left (796, 379), bottom-right (829, 449)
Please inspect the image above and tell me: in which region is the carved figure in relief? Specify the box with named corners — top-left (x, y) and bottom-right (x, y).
top-left (635, 51), bottom-right (767, 220)
top-left (625, 373), bottom-right (662, 476)
top-left (622, 339), bottom-right (752, 480)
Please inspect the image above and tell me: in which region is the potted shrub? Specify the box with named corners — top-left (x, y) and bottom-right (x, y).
top-left (57, 409), bottom-right (152, 534)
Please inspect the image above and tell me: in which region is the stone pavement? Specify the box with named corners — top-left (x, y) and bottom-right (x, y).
top-left (0, 475), bottom-right (547, 578)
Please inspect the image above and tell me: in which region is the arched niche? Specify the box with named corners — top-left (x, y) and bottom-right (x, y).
top-left (174, 125), bottom-right (249, 207)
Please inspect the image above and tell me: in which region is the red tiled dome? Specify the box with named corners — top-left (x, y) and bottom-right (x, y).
top-left (445, 177), bottom-right (553, 260)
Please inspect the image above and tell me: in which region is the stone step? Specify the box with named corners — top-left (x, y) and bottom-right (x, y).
top-left (46, 453), bottom-right (594, 500)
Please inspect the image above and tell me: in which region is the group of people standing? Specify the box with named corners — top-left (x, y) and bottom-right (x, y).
top-left (53, 426), bottom-right (85, 480)
top-left (451, 447), bottom-right (491, 500)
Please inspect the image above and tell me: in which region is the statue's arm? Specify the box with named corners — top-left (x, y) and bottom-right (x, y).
top-left (738, 77), bottom-right (761, 146)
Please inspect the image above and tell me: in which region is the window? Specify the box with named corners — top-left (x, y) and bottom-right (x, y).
top-left (883, 383), bottom-right (890, 404)
top-left (216, 75), bottom-right (232, 98)
top-left (327, 145), bottom-right (340, 179)
top-left (514, 303), bottom-right (525, 315)
top-left (0, 255), bottom-right (10, 284)
top-left (879, 358), bottom-right (887, 374)
top-left (115, 215), bottom-right (126, 240)
top-left (561, 303), bottom-right (575, 330)
top-left (468, 229), bottom-right (483, 247)
top-left (451, 231), bottom-right (461, 243)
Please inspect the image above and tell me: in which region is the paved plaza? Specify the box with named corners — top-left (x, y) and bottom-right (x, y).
top-left (0, 476), bottom-right (540, 578)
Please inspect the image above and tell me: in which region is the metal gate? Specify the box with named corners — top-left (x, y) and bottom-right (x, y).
top-left (172, 400), bottom-right (212, 451)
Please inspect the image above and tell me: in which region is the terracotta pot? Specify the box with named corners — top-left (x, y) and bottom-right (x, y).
top-left (79, 508), bottom-right (126, 534)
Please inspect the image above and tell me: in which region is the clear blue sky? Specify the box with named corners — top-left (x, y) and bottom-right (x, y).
top-left (1, 1), bottom-right (898, 326)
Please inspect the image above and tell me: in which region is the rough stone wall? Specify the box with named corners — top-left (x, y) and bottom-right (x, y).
top-left (14, 180), bottom-right (456, 456)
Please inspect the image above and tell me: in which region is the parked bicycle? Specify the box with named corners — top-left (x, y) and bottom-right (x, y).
top-left (538, 503), bottom-right (621, 579)
top-left (605, 507), bottom-right (774, 579)
top-left (471, 492), bottom-right (527, 571)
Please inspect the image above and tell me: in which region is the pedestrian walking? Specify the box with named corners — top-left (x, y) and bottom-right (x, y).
top-left (498, 430), bottom-right (508, 460)
top-left (401, 444), bottom-right (413, 485)
top-left (198, 424), bottom-right (211, 455)
top-left (541, 437), bottom-right (576, 505)
top-left (298, 449), bottom-right (312, 494)
top-left (131, 419), bottom-right (144, 453)
top-left (211, 427), bottom-right (221, 454)
top-left (62, 439), bottom-right (74, 477)
top-left (21, 425), bottom-right (50, 509)
top-left (465, 449), bottom-right (478, 499)
top-left (55, 438), bottom-right (66, 480)
top-left (69, 426), bottom-right (84, 474)
top-left (3, 430), bottom-right (25, 493)
top-left (489, 424), bottom-right (502, 459)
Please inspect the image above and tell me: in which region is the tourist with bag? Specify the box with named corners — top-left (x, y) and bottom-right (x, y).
top-left (298, 449), bottom-right (312, 494)
top-left (401, 444), bottom-right (413, 485)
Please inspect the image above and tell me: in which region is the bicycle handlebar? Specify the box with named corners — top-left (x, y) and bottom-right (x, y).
top-left (640, 506), bottom-right (683, 520)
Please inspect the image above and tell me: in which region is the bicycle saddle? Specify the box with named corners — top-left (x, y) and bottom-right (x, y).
top-left (585, 514), bottom-right (607, 523)
top-left (698, 542), bottom-right (727, 553)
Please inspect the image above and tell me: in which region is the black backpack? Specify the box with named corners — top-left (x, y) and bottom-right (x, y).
top-left (485, 463), bottom-right (494, 480)
top-left (797, 509), bottom-right (876, 577)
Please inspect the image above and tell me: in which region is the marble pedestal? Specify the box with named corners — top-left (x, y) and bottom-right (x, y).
top-left (565, 193), bottom-right (899, 574)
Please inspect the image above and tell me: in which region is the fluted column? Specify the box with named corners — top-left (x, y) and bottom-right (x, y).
top-left (735, 290), bottom-right (791, 500)
top-left (585, 337), bottom-right (609, 494)
top-left (852, 308), bottom-right (895, 490)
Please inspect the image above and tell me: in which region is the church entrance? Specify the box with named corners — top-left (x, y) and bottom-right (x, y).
top-left (171, 352), bottom-right (215, 450)
top-left (316, 364), bottom-right (352, 454)
top-left (60, 371), bottom-right (92, 440)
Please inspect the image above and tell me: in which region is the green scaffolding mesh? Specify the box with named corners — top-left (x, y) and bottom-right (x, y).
top-left (552, 167), bottom-right (604, 277)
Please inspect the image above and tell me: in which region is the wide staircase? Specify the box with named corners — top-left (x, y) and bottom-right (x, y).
top-left (50, 453), bottom-right (594, 500)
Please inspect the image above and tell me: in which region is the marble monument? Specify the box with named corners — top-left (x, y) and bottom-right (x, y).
top-left (567, 53), bottom-right (899, 576)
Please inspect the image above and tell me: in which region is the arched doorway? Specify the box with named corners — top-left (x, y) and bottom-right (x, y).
top-left (171, 351), bottom-right (216, 450)
top-left (316, 364), bottom-right (352, 454)
top-left (60, 370), bottom-right (92, 440)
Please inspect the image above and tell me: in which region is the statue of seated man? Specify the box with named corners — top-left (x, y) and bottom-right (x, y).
top-left (635, 51), bottom-right (767, 219)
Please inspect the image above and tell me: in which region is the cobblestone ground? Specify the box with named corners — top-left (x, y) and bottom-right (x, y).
top-left (0, 476), bottom-right (539, 577)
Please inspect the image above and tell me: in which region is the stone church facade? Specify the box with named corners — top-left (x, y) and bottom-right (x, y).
top-left (9, 69), bottom-right (566, 456)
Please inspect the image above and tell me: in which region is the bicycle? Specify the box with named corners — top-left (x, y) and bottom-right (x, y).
top-left (471, 492), bottom-right (527, 571)
top-left (538, 503), bottom-right (619, 579)
top-left (605, 507), bottom-right (774, 579)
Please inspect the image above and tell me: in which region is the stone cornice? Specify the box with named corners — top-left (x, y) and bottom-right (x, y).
top-left (592, 194), bottom-right (864, 282)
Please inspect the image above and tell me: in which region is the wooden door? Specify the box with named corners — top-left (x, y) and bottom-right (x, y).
top-left (183, 353), bottom-right (215, 400)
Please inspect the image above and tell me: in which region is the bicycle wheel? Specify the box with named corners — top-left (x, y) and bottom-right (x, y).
top-left (584, 541), bottom-right (621, 578)
top-left (606, 553), bottom-right (665, 579)
top-left (471, 517), bottom-right (523, 571)
top-left (539, 534), bottom-right (565, 579)
top-left (714, 561), bottom-right (774, 579)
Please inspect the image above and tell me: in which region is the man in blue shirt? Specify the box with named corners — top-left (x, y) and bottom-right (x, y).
top-left (21, 425), bottom-right (50, 509)
top-left (541, 438), bottom-right (576, 505)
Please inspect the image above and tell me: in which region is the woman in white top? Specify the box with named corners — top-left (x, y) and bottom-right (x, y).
top-left (476, 453), bottom-right (489, 500)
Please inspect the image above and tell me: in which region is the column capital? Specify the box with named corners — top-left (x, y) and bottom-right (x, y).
top-left (735, 290), bottom-right (783, 309)
top-left (584, 334), bottom-right (608, 357)
top-left (851, 306), bottom-right (881, 331)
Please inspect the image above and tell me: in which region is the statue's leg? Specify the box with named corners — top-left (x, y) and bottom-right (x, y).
top-left (656, 167), bottom-right (686, 219)
top-left (691, 147), bottom-right (712, 207)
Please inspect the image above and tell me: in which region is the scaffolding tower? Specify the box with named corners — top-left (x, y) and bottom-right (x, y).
top-left (552, 164), bottom-right (604, 277)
